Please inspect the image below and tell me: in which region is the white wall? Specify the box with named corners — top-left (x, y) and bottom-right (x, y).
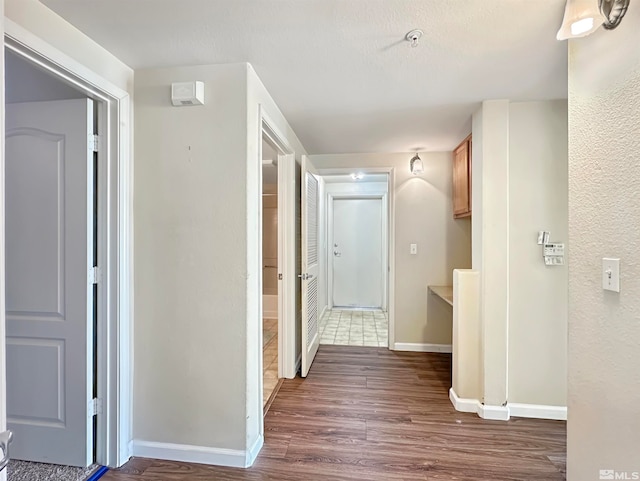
top-left (508, 100), bottom-right (567, 407)
top-left (134, 64), bottom-right (250, 451)
top-left (452, 269), bottom-right (481, 400)
top-left (310, 152), bottom-right (472, 347)
top-left (567, 8), bottom-right (640, 478)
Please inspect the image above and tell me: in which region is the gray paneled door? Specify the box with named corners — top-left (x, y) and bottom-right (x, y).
top-left (5, 99), bottom-right (94, 467)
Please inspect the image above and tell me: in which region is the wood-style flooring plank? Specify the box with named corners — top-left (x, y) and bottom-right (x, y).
top-left (105, 346), bottom-right (566, 480)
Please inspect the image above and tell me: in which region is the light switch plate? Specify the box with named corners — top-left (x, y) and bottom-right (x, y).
top-left (602, 258), bottom-right (620, 292)
top-left (410, 244), bottom-right (417, 255)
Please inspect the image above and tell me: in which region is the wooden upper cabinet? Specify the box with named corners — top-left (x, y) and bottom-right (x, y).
top-left (452, 134), bottom-right (472, 219)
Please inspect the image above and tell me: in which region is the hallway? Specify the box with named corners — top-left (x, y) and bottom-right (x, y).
top-left (104, 346), bottom-right (566, 480)
top-left (319, 309), bottom-right (388, 347)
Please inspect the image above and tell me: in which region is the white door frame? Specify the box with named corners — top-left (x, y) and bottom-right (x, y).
top-left (318, 167), bottom-right (395, 349)
top-left (259, 108), bottom-right (296, 381)
top-left (3, 20), bottom-right (133, 468)
top-left (327, 193), bottom-right (388, 310)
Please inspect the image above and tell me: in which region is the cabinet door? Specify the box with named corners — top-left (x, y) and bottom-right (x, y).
top-left (453, 139), bottom-right (470, 217)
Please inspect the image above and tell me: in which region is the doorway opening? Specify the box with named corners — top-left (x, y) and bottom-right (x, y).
top-left (257, 111), bottom-right (297, 431)
top-left (2, 27), bottom-right (132, 471)
top-left (261, 136), bottom-right (282, 410)
top-left (319, 173), bottom-right (390, 349)
top-left (4, 47), bottom-right (103, 478)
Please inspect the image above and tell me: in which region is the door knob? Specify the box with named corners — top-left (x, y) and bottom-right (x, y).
top-left (0, 430), bottom-right (13, 472)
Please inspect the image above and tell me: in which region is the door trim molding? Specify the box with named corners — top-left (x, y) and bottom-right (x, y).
top-left (260, 109), bottom-right (296, 382)
top-left (4, 20), bottom-right (133, 467)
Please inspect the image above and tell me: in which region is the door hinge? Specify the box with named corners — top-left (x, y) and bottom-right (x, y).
top-left (89, 134), bottom-right (100, 153)
top-left (89, 398), bottom-right (103, 417)
top-left (89, 266), bottom-right (101, 285)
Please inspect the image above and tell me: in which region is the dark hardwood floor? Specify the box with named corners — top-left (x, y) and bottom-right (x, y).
top-left (105, 346), bottom-right (566, 480)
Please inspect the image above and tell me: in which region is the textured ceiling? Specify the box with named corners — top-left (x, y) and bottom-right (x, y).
top-left (42, 0), bottom-right (568, 154)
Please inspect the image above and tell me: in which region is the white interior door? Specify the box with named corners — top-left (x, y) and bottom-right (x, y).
top-left (332, 198), bottom-right (383, 308)
top-left (5, 99), bottom-right (94, 467)
top-left (301, 155), bottom-right (320, 377)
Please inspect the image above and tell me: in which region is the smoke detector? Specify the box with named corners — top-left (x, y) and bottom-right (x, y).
top-left (405, 29), bottom-right (424, 48)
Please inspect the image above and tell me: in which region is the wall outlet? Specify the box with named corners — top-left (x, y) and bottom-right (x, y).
top-left (410, 243), bottom-right (417, 255)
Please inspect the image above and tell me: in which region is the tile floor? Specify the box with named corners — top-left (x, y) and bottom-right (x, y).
top-left (319, 309), bottom-right (388, 347)
top-left (263, 317), bottom-right (279, 406)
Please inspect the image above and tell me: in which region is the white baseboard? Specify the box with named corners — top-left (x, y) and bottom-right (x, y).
top-left (449, 388), bottom-right (509, 420)
top-left (449, 387), bottom-right (481, 413)
top-left (263, 310), bottom-right (278, 319)
top-left (131, 438), bottom-right (262, 468)
top-left (245, 434), bottom-right (264, 467)
top-left (508, 403), bottom-right (567, 421)
top-left (393, 342), bottom-right (452, 353)
top-left (449, 388), bottom-right (567, 421)
top-left (478, 403), bottom-right (510, 421)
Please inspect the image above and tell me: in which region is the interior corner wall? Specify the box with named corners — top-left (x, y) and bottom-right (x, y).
top-left (309, 152), bottom-right (472, 347)
top-left (508, 100), bottom-right (568, 407)
top-left (134, 63), bottom-right (249, 452)
top-left (567, 7), bottom-right (640, 478)
top-left (5, 0), bottom-right (133, 94)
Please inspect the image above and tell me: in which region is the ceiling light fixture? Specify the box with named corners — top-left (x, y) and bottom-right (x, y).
top-left (557, 0), bottom-right (629, 39)
top-left (405, 29), bottom-right (423, 48)
top-left (409, 154), bottom-right (424, 176)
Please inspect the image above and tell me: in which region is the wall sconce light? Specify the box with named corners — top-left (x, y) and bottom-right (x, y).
top-left (409, 154), bottom-right (424, 175)
top-left (557, 0), bottom-right (629, 40)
